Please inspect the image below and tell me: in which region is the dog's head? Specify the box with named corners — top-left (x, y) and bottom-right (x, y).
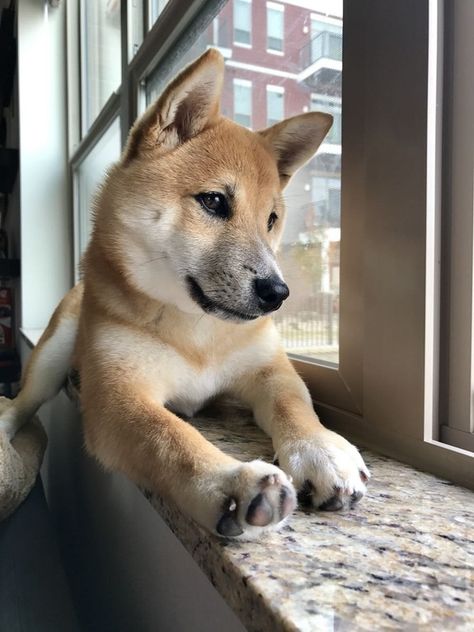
top-left (106, 49), bottom-right (332, 322)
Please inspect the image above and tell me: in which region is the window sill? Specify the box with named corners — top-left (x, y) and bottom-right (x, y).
top-left (56, 372), bottom-right (474, 630)
top-left (143, 402), bottom-right (473, 631)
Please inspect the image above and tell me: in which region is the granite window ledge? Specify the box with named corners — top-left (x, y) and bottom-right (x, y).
top-left (22, 334), bottom-right (474, 631)
top-left (147, 403), bottom-right (474, 632)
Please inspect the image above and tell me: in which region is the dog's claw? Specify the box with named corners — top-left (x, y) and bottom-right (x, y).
top-left (319, 495), bottom-right (344, 511)
top-left (350, 490), bottom-right (364, 508)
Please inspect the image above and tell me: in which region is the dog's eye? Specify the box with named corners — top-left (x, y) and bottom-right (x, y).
top-left (195, 192), bottom-right (230, 219)
top-left (267, 212), bottom-right (278, 231)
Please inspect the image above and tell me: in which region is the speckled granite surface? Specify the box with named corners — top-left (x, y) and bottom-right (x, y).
top-left (148, 401), bottom-right (474, 632)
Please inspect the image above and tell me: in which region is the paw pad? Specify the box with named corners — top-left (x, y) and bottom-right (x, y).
top-left (214, 465), bottom-right (297, 537)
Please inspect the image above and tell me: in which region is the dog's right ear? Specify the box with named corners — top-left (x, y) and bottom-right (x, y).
top-left (123, 49), bottom-right (224, 164)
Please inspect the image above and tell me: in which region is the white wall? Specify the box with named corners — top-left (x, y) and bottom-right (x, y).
top-left (17, 0), bottom-right (72, 330)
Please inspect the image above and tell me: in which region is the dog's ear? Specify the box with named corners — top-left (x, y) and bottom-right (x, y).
top-left (259, 112), bottom-right (333, 187)
top-left (123, 49), bottom-right (224, 163)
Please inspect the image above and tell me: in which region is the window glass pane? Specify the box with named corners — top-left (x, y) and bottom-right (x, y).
top-left (267, 5), bottom-right (283, 51)
top-left (234, 0), bottom-right (251, 45)
top-left (149, 0), bottom-right (169, 29)
top-left (75, 118), bottom-right (121, 257)
top-left (267, 86), bottom-right (284, 126)
top-left (146, 0), bottom-right (343, 364)
top-left (81, 0), bottom-right (121, 134)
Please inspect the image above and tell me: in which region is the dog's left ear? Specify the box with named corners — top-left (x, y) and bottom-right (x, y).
top-left (259, 112), bottom-right (333, 187)
top-left (123, 49), bottom-right (224, 163)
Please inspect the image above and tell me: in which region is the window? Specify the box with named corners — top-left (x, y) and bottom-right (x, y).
top-left (63, 0), bottom-right (474, 488)
top-left (145, 2), bottom-right (342, 365)
top-left (233, 0), bottom-right (251, 46)
top-left (267, 2), bottom-right (284, 53)
top-left (80, 0), bottom-right (121, 135)
top-left (266, 85), bottom-right (284, 126)
top-left (74, 117), bottom-right (121, 265)
top-left (233, 79), bottom-right (252, 128)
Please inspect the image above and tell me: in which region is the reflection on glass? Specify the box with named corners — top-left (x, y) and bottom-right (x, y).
top-left (76, 118), bottom-right (121, 255)
top-left (146, 0), bottom-right (342, 364)
top-left (81, 0), bottom-right (121, 134)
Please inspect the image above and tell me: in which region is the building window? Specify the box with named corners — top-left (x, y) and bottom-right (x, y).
top-left (311, 95), bottom-right (341, 145)
top-left (266, 85), bottom-right (284, 126)
top-left (233, 0), bottom-right (252, 46)
top-left (233, 79), bottom-right (252, 128)
top-left (267, 2), bottom-right (284, 52)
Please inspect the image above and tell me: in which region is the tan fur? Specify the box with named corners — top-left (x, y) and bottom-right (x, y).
top-left (3, 50), bottom-right (369, 536)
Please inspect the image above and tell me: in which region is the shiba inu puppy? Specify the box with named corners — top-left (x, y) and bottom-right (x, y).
top-left (0, 49), bottom-right (369, 537)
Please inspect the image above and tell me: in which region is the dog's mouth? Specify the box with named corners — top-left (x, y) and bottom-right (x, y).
top-left (185, 276), bottom-right (259, 322)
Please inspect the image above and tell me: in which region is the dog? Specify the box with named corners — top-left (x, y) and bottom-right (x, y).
top-left (0, 49), bottom-right (369, 537)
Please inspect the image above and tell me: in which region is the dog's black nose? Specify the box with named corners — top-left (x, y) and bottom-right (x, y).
top-left (254, 275), bottom-right (289, 312)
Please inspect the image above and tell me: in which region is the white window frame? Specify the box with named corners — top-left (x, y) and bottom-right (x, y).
top-left (62, 0), bottom-right (474, 489)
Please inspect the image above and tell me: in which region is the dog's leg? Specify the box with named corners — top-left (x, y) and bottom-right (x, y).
top-left (80, 364), bottom-right (296, 537)
top-left (0, 284), bottom-right (83, 439)
top-left (232, 350), bottom-right (370, 511)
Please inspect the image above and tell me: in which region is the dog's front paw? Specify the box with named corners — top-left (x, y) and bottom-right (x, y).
top-left (201, 460), bottom-right (297, 538)
top-left (277, 430), bottom-right (370, 511)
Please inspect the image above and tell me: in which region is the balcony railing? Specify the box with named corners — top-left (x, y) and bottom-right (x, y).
top-left (300, 31), bottom-right (342, 70)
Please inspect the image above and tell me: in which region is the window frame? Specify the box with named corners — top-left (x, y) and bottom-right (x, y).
top-left (439, 0), bottom-right (474, 453)
top-left (65, 0), bottom-right (474, 490)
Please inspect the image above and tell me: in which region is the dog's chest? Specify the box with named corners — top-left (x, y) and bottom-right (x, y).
top-left (165, 367), bottom-right (224, 417)
top-left (164, 337), bottom-right (274, 417)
